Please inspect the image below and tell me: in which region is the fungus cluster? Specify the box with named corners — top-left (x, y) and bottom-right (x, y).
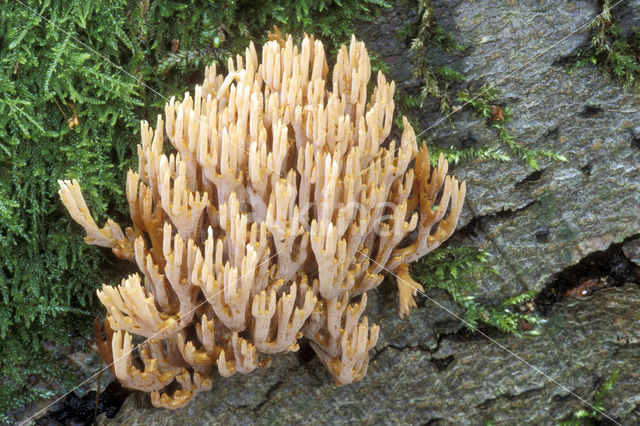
top-left (58, 30), bottom-right (465, 409)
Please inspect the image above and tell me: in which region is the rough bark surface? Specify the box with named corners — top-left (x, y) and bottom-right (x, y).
top-left (30, 0), bottom-right (640, 424)
top-left (100, 285), bottom-right (640, 425)
top-left (415, 0), bottom-right (640, 300)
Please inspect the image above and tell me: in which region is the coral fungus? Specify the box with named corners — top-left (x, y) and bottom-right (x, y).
top-left (58, 30), bottom-right (465, 408)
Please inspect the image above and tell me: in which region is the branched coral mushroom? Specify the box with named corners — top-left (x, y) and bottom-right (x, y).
top-left (58, 30), bottom-right (465, 409)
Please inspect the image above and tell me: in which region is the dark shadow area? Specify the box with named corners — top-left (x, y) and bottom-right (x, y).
top-left (536, 237), bottom-right (640, 313)
top-left (35, 381), bottom-right (130, 426)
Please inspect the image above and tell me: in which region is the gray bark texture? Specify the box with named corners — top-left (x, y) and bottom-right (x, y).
top-left (92, 0), bottom-right (640, 423)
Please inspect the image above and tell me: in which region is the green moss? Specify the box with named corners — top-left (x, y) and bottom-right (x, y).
top-left (410, 247), bottom-right (544, 335)
top-left (567, 0), bottom-right (640, 91)
top-left (0, 0), bottom-right (388, 421)
top-left (456, 85), bottom-right (568, 170)
top-left (404, 0), bottom-right (467, 114)
top-left (390, 2), bottom-right (547, 338)
top-left (558, 369), bottom-right (619, 425)
top-left (395, 1), bottom-right (566, 170)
